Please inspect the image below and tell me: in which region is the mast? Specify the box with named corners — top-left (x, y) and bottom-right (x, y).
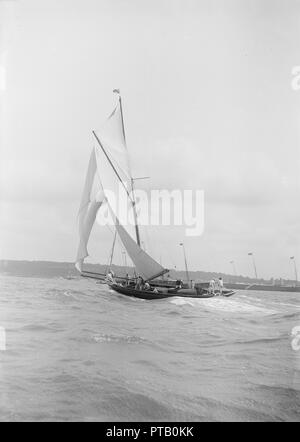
top-left (109, 230), bottom-right (117, 268)
top-left (115, 89), bottom-right (141, 247)
top-left (180, 242), bottom-right (191, 288)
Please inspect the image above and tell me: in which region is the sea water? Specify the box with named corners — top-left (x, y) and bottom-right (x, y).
top-left (0, 275), bottom-right (299, 421)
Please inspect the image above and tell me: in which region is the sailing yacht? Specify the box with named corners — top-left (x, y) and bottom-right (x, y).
top-left (75, 90), bottom-right (235, 300)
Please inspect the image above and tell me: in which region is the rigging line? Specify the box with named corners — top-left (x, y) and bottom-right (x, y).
top-left (92, 130), bottom-right (134, 205)
top-left (105, 229), bottom-right (116, 271)
top-left (118, 94), bottom-right (130, 166)
top-left (115, 92), bottom-right (128, 147)
top-left (94, 147), bottom-right (130, 231)
top-left (108, 230), bottom-right (117, 268)
top-left (105, 225), bottom-right (131, 270)
top-left (108, 151), bottom-right (131, 183)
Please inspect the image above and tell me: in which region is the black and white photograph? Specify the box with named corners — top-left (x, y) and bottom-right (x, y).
top-left (0, 0), bottom-right (299, 424)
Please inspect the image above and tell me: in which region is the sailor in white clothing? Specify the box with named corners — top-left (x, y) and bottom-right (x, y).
top-left (209, 279), bottom-right (215, 294)
top-left (218, 277), bottom-right (224, 295)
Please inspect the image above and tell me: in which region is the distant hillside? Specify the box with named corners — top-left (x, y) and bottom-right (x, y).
top-left (0, 260), bottom-right (104, 279)
top-left (0, 259), bottom-right (291, 285)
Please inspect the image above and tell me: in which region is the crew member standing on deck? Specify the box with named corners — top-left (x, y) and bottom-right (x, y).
top-left (209, 279), bottom-right (215, 295)
top-left (218, 277), bottom-right (224, 295)
top-left (135, 276), bottom-right (144, 290)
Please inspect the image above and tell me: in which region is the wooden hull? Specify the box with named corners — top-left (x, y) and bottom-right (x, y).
top-left (107, 283), bottom-right (236, 300)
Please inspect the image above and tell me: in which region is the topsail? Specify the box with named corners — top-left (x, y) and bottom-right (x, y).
top-left (93, 94), bottom-right (140, 246)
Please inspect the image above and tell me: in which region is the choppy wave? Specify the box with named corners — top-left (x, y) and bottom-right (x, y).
top-left (170, 296), bottom-right (278, 315)
top-left (0, 274), bottom-right (299, 422)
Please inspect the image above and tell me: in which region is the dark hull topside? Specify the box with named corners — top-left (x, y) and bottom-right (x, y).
top-left (107, 283), bottom-right (236, 300)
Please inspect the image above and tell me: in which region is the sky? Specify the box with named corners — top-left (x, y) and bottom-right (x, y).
top-left (0, 0), bottom-right (300, 279)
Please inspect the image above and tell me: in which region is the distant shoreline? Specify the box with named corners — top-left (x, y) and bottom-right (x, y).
top-left (0, 259), bottom-right (296, 287)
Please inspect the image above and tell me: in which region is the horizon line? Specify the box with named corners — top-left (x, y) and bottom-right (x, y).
top-left (0, 258), bottom-right (294, 282)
